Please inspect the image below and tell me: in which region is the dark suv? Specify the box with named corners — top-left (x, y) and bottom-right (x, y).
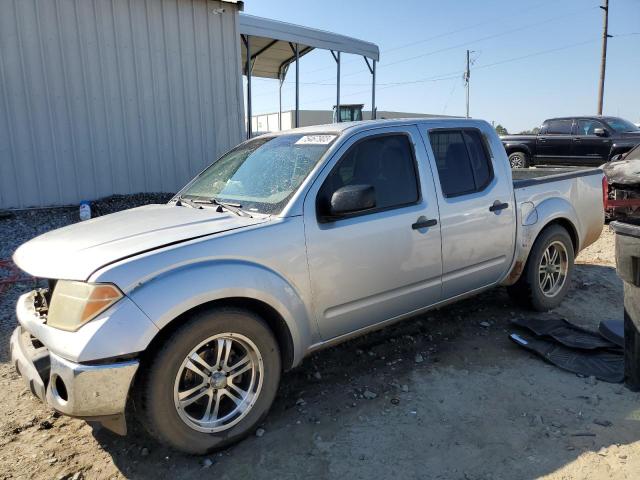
top-left (501, 116), bottom-right (640, 168)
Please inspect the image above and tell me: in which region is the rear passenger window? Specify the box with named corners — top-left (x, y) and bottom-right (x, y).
top-left (464, 130), bottom-right (492, 189)
top-left (429, 129), bottom-right (493, 197)
top-left (545, 120), bottom-right (573, 135)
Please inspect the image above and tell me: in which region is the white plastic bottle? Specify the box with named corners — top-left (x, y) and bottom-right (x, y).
top-left (79, 200), bottom-right (91, 221)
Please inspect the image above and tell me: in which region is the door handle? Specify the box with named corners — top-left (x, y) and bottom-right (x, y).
top-left (412, 217), bottom-right (438, 229)
top-left (489, 201), bottom-right (509, 212)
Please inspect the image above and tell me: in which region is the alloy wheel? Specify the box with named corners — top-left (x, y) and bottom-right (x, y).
top-left (173, 333), bottom-right (263, 433)
top-left (538, 241), bottom-right (569, 297)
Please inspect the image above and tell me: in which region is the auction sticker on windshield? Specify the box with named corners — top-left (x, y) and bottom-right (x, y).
top-left (295, 135), bottom-right (336, 145)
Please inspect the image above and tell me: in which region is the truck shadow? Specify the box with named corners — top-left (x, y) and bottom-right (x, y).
top-left (96, 263), bottom-right (639, 479)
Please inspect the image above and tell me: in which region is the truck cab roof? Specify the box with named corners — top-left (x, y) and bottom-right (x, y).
top-left (271, 117), bottom-right (489, 136)
top-left (545, 115), bottom-right (628, 122)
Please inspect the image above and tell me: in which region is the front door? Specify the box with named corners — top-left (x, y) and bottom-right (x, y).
top-left (303, 127), bottom-right (443, 340)
top-left (536, 119), bottom-right (574, 165)
top-left (423, 126), bottom-right (516, 299)
top-left (573, 119), bottom-right (613, 165)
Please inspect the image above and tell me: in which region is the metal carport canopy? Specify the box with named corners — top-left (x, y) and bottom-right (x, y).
top-left (238, 14), bottom-right (380, 137)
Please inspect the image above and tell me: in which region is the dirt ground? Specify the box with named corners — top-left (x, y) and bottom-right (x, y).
top-left (1, 225), bottom-right (638, 480)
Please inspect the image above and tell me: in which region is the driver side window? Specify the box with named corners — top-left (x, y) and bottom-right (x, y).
top-left (317, 134), bottom-right (420, 217)
top-left (577, 119), bottom-right (606, 136)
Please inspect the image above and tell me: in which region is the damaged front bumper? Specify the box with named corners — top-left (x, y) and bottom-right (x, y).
top-left (10, 325), bottom-right (139, 435)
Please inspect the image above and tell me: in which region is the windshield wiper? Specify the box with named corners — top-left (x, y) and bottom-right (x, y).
top-left (175, 195), bottom-right (252, 217)
top-left (175, 195), bottom-right (202, 209)
top-left (205, 198), bottom-right (252, 218)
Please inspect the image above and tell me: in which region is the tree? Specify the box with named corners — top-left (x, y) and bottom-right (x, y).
top-left (518, 127), bottom-right (540, 135)
top-left (494, 124), bottom-right (509, 136)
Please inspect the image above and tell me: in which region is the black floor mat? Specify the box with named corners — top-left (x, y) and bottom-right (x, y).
top-left (510, 333), bottom-right (624, 383)
top-left (511, 317), bottom-right (619, 351)
top-left (599, 320), bottom-right (625, 348)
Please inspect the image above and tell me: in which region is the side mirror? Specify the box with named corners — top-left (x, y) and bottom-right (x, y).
top-left (610, 153), bottom-right (623, 162)
top-left (594, 128), bottom-right (608, 137)
top-left (329, 184), bottom-right (376, 217)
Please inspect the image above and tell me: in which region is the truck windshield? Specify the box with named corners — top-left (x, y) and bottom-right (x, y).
top-left (178, 133), bottom-right (337, 214)
top-left (605, 118), bottom-right (640, 133)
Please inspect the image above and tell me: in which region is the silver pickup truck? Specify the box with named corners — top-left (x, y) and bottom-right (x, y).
top-left (10, 118), bottom-right (603, 454)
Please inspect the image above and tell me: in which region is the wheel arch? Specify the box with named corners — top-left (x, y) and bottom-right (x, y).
top-left (141, 296), bottom-right (296, 371)
top-left (504, 143), bottom-right (532, 158)
top-left (503, 201), bottom-right (580, 287)
top-left (543, 217), bottom-right (578, 253)
top-left (129, 260), bottom-right (315, 370)
top-left (531, 196), bottom-right (582, 251)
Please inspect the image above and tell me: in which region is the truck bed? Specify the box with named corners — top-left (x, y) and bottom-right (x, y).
top-left (512, 167), bottom-right (602, 189)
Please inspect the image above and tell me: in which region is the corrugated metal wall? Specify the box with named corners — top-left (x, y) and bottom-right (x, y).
top-left (0, 0), bottom-right (245, 209)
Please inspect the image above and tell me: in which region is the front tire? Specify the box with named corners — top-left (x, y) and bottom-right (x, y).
top-left (507, 225), bottom-right (574, 311)
top-left (135, 307), bottom-right (281, 454)
top-left (508, 151), bottom-right (530, 168)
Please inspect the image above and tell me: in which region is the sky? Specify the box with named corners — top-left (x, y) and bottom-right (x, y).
top-left (243, 0), bottom-right (640, 134)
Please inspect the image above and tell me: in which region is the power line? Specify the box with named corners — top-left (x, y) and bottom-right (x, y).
top-left (471, 38), bottom-right (599, 72)
top-left (441, 77), bottom-right (460, 115)
top-left (299, 4), bottom-right (599, 85)
top-left (251, 5), bottom-right (599, 97)
top-left (279, 73), bottom-right (462, 111)
top-left (252, 20), bottom-right (639, 115)
top-left (380, 1), bottom-right (552, 54)
top-left (276, 37), bottom-right (601, 111)
top-left (251, 3), bottom-right (601, 103)
top-left (299, 0), bottom-right (557, 76)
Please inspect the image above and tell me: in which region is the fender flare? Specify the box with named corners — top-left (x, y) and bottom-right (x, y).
top-left (128, 260), bottom-right (314, 367)
top-left (503, 197), bottom-right (580, 285)
top-left (530, 197), bottom-right (581, 251)
top-left (503, 142), bottom-right (532, 158)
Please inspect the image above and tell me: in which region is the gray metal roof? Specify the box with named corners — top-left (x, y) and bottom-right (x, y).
top-left (238, 14), bottom-right (379, 79)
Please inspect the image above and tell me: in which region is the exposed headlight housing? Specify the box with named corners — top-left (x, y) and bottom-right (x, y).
top-left (47, 281), bottom-right (123, 331)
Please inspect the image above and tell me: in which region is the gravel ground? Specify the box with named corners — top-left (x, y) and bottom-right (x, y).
top-left (0, 194), bottom-right (172, 358)
top-left (0, 210), bottom-right (636, 480)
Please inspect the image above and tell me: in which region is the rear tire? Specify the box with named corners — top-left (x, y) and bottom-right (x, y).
top-left (507, 225), bottom-right (574, 311)
top-left (508, 151), bottom-right (530, 168)
top-left (135, 307), bottom-right (281, 454)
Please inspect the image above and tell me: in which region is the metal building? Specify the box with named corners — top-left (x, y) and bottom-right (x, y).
top-left (0, 0), bottom-right (244, 209)
top-left (0, 1), bottom-right (379, 210)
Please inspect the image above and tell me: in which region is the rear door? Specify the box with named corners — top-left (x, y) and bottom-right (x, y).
top-left (423, 126), bottom-right (516, 299)
top-left (574, 119), bottom-right (613, 165)
top-left (303, 126), bottom-right (443, 340)
top-left (536, 119), bottom-right (574, 165)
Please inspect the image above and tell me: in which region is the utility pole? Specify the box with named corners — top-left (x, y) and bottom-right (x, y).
top-left (597, 0), bottom-right (611, 115)
top-left (465, 49), bottom-right (470, 118)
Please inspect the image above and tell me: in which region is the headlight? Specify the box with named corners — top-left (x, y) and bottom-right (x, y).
top-left (47, 281), bottom-right (123, 331)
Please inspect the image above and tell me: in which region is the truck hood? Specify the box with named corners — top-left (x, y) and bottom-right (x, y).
top-left (13, 204), bottom-right (268, 281)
